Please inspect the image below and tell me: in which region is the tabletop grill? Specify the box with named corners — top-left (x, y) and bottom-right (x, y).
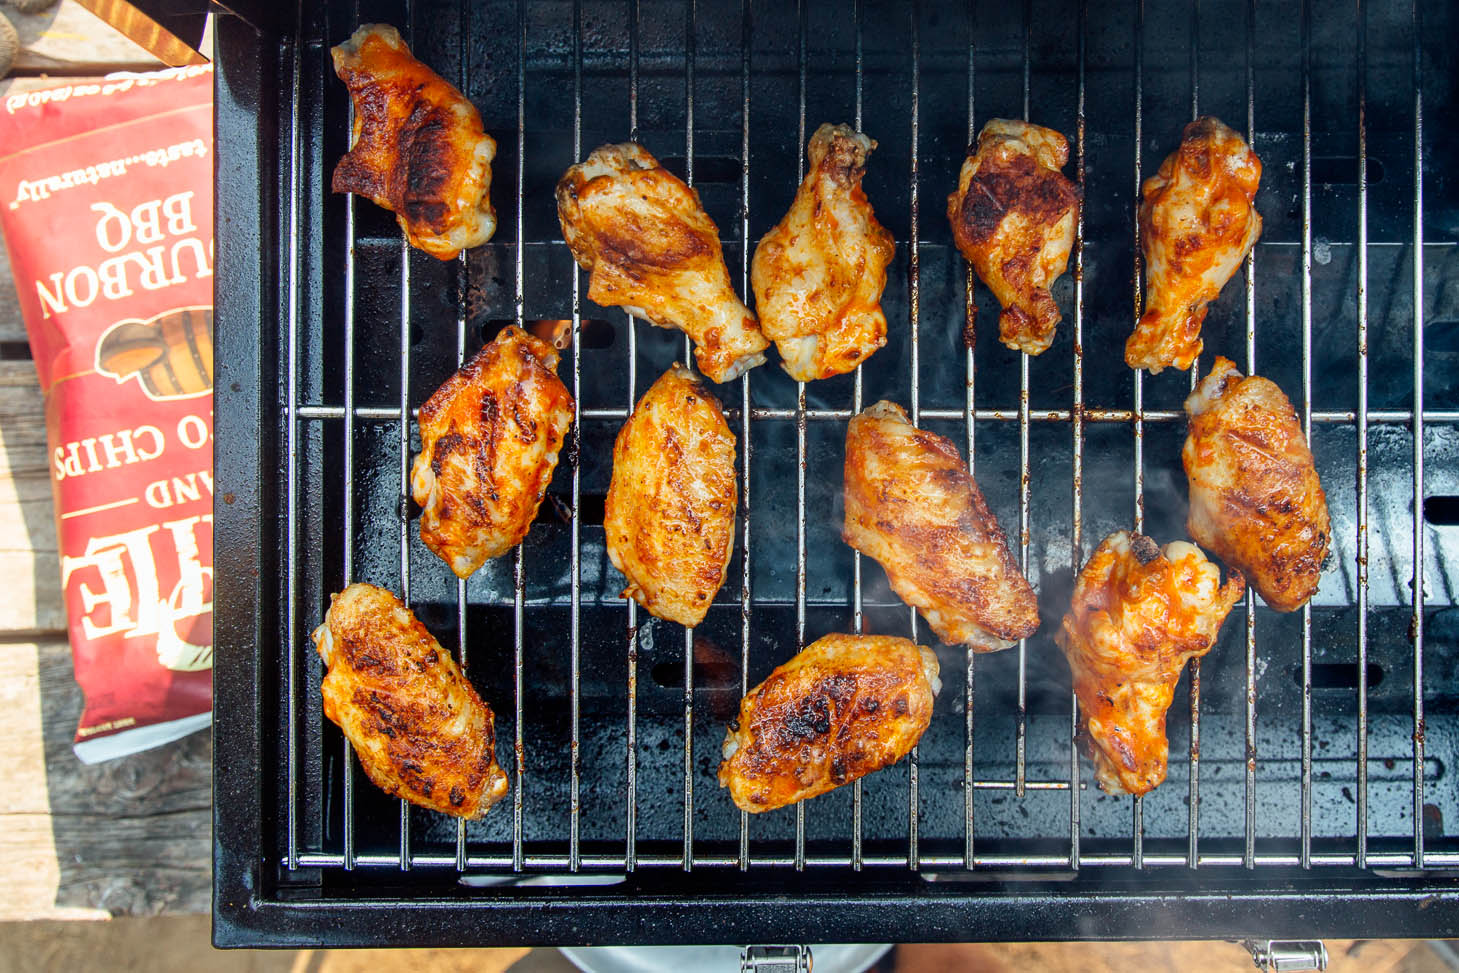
top-left (211, 0), bottom-right (1459, 947)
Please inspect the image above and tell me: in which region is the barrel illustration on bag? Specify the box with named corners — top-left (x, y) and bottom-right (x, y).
top-left (96, 306), bottom-right (213, 400)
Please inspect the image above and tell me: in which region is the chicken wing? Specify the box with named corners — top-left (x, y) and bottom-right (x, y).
top-left (1126, 116), bottom-right (1262, 373)
top-left (331, 23), bottom-right (496, 260)
top-left (557, 143), bottom-right (769, 384)
top-left (719, 633), bottom-right (940, 813)
top-left (313, 583), bottom-right (509, 818)
top-left (1057, 531), bottom-right (1244, 796)
top-left (605, 364), bottom-right (737, 627)
top-left (843, 401), bottom-right (1039, 651)
top-left (1184, 357), bottom-right (1329, 612)
top-left (751, 123), bottom-right (896, 381)
top-left (410, 325), bottom-right (574, 578)
top-left (947, 119), bottom-right (1081, 356)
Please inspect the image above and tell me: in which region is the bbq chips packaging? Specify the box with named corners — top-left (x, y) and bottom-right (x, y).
top-left (0, 66), bottom-right (214, 762)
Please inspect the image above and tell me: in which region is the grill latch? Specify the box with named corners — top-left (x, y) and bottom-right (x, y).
top-left (740, 945), bottom-right (812, 973)
top-left (1242, 940), bottom-right (1329, 971)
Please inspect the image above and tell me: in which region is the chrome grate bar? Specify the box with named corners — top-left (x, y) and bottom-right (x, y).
top-left (511, 0), bottom-right (528, 874)
top-left (793, 0), bottom-right (808, 874)
top-left (1013, 0), bottom-right (1031, 804)
top-left (737, 0), bottom-right (753, 874)
top-left (284, 0), bottom-right (305, 874)
top-left (340, 0), bottom-right (361, 871)
top-left (1069, 0), bottom-right (1086, 873)
top-left (568, 0), bottom-right (585, 875)
top-left (1241, 0), bottom-right (1258, 872)
top-left (961, 0), bottom-right (976, 871)
top-left (624, 0), bottom-right (641, 875)
top-left (1299, 0), bottom-right (1313, 870)
top-left (1354, 0), bottom-right (1370, 872)
top-left (682, 0), bottom-right (698, 873)
top-left (454, 0), bottom-right (471, 875)
top-left (1410, 0), bottom-right (1426, 870)
top-left (1130, 0), bottom-right (1146, 872)
top-left (851, 0), bottom-right (865, 875)
top-left (1185, 0), bottom-right (1202, 872)
top-left (906, 0), bottom-right (922, 872)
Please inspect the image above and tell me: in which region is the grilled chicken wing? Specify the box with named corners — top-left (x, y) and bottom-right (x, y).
top-left (843, 401), bottom-right (1039, 651)
top-left (331, 23), bottom-right (496, 260)
top-left (1057, 531), bottom-right (1244, 796)
top-left (1126, 116), bottom-right (1262, 373)
top-left (719, 633), bottom-right (940, 813)
top-left (751, 123), bottom-right (896, 381)
top-left (947, 119), bottom-right (1081, 356)
top-left (557, 143), bottom-right (768, 383)
top-left (605, 364), bottom-right (737, 627)
top-left (410, 326), bottom-right (574, 578)
top-left (1184, 357), bottom-right (1329, 612)
top-left (313, 583), bottom-right (509, 818)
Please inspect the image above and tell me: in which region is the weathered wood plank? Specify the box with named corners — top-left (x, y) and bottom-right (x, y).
top-left (0, 360), bottom-right (63, 635)
top-left (0, 244), bottom-right (21, 346)
top-left (0, 638), bottom-right (211, 919)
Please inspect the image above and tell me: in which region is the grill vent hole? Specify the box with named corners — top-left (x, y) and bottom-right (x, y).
top-left (1294, 662), bottom-right (1385, 691)
top-left (1426, 496), bottom-right (1459, 526)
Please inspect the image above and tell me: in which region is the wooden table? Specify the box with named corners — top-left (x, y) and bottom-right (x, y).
top-left (0, 1), bottom-right (211, 922)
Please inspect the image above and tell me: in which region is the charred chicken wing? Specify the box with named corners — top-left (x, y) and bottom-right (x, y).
top-left (331, 23), bottom-right (497, 260)
top-left (557, 143), bottom-right (768, 383)
top-left (1057, 531), bottom-right (1244, 796)
top-left (947, 119), bottom-right (1081, 356)
top-left (751, 123), bottom-right (896, 381)
top-left (719, 633), bottom-right (940, 813)
top-left (843, 401), bottom-right (1039, 651)
top-left (410, 326), bottom-right (574, 578)
top-left (1184, 357), bottom-right (1330, 612)
top-left (1127, 116), bottom-right (1262, 373)
top-left (313, 583), bottom-right (509, 818)
top-left (605, 364), bottom-right (737, 627)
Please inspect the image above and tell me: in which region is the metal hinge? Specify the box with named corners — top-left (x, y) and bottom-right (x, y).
top-left (740, 945), bottom-right (812, 973)
top-left (1242, 940), bottom-right (1329, 972)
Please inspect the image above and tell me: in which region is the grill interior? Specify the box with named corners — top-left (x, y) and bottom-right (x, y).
top-left (213, 0), bottom-right (1459, 946)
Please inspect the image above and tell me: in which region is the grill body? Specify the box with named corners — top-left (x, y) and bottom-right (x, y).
top-left (212, 0), bottom-right (1459, 947)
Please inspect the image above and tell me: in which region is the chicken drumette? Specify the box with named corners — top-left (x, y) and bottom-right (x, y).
top-left (1057, 531), bottom-right (1244, 796)
top-left (947, 119), bottom-right (1081, 356)
top-left (605, 364), bottom-right (737, 628)
top-left (331, 23), bottom-right (496, 260)
top-left (410, 326), bottom-right (574, 578)
top-left (843, 401), bottom-right (1039, 651)
top-left (557, 143), bottom-right (769, 384)
top-left (313, 583), bottom-right (510, 818)
top-left (1126, 116), bottom-right (1262, 373)
top-left (719, 633), bottom-right (940, 813)
top-left (1184, 357), bottom-right (1330, 612)
top-left (751, 123), bottom-right (896, 381)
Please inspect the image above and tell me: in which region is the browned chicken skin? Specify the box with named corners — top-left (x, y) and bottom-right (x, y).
top-left (947, 119), bottom-right (1081, 356)
top-left (331, 24), bottom-right (496, 260)
top-left (313, 583), bottom-right (509, 818)
top-left (1057, 531), bottom-right (1244, 796)
top-left (1127, 116), bottom-right (1262, 373)
top-left (751, 123), bottom-right (896, 381)
top-left (843, 401), bottom-right (1039, 651)
top-left (557, 143), bottom-right (769, 384)
top-left (1184, 357), bottom-right (1330, 612)
top-left (719, 633), bottom-right (940, 813)
top-left (410, 326), bottom-right (574, 579)
top-left (605, 364), bottom-right (737, 627)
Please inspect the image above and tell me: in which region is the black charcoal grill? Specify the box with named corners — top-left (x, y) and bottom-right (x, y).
top-left (208, 0), bottom-right (1459, 950)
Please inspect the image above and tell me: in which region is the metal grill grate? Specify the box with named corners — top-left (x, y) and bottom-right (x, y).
top-left (213, 0), bottom-right (1459, 946)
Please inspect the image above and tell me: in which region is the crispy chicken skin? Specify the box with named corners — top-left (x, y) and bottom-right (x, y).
top-left (410, 326), bottom-right (574, 578)
top-left (331, 24), bottom-right (496, 260)
top-left (843, 401), bottom-right (1039, 651)
top-left (557, 143), bottom-right (769, 384)
top-left (751, 123), bottom-right (896, 381)
top-left (1057, 531), bottom-right (1244, 796)
top-left (313, 583), bottom-right (509, 818)
top-left (1127, 116), bottom-right (1262, 373)
top-left (1184, 357), bottom-right (1330, 612)
top-left (947, 119), bottom-right (1081, 356)
top-left (718, 633), bottom-right (940, 813)
top-left (605, 364), bottom-right (737, 627)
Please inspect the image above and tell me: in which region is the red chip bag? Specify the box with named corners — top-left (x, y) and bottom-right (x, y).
top-left (0, 66), bottom-right (214, 762)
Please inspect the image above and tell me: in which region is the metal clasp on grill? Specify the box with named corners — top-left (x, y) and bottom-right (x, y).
top-left (740, 945), bottom-right (812, 973)
top-left (1242, 940), bottom-right (1329, 971)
